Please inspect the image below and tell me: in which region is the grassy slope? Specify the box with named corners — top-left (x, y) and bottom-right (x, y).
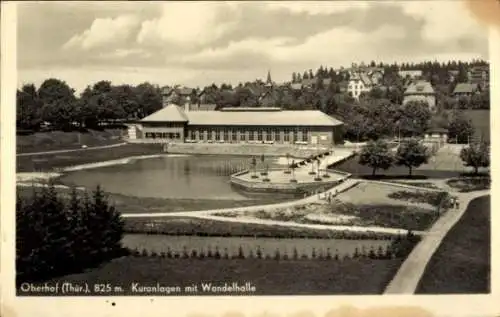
top-left (415, 195), bottom-right (490, 294)
top-left (16, 143), bottom-right (164, 172)
top-left (461, 110), bottom-right (490, 142)
top-left (43, 257), bottom-right (404, 295)
top-left (17, 129), bottom-right (125, 153)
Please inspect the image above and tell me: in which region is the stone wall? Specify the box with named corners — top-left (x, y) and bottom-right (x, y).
top-left (161, 143), bottom-right (331, 158)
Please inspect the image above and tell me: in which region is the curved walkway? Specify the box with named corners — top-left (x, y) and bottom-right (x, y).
top-left (384, 188), bottom-right (489, 294)
top-left (17, 142), bottom-right (127, 157)
top-left (122, 178), bottom-right (422, 235)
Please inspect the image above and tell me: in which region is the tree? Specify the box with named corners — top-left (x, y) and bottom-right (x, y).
top-left (400, 100), bottom-right (431, 137)
top-left (358, 140), bottom-right (394, 176)
top-left (250, 156), bottom-right (257, 178)
top-left (37, 78), bottom-right (78, 130)
top-left (16, 183), bottom-right (125, 284)
top-left (395, 139), bottom-right (430, 176)
top-left (17, 84), bottom-right (43, 130)
top-left (447, 110), bottom-right (475, 144)
top-left (460, 142), bottom-right (490, 174)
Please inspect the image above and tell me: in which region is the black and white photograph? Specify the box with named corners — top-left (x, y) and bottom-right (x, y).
top-left (2, 0), bottom-right (497, 308)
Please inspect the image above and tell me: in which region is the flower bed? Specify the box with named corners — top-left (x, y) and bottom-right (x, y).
top-left (446, 177), bottom-right (490, 192)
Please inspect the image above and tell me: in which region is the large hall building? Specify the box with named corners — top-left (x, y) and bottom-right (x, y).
top-left (128, 86), bottom-right (344, 146)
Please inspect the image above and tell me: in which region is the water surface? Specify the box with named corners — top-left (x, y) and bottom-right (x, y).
top-left (59, 155), bottom-right (281, 200)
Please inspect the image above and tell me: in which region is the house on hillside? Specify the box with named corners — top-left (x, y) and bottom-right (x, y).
top-left (453, 83), bottom-right (480, 99)
top-left (347, 72), bottom-right (373, 100)
top-left (402, 81), bottom-right (436, 111)
top-left (448, 70), bottom-right (460, 83)
top-left (367, 69), bottom-right (384, 85)
top-left (290, 83), bottom-right (303, 91)
top-left (301, 78), bottom-right (316, 89)
top-left (468, 66), bottom-right (489, 88)
top-left (398, 70), bottom-right (423, 79)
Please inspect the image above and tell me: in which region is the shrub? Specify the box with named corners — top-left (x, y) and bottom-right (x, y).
top-left (256, 247), bottom-right (263, 259)
top-left (16, 184), bottom-right (125, 283)
top-left (274, 249), bottom-right (281, 260)
top-left (376, 246), bottom-right (384, 259)
top-left (314, 177), bottom-right (322, 181)
top-left (368, 247), bottom-right (376, 259)
top-left (293, 247), bottom-right (299, 260)
top-left (238, 246), bottom-right (245, 259)
top-left (183, 247), bottom-right (189, 259)
top-left (141, 249), bottom-right (149, 257)
top-left (326, 248), bottom-right (333, 260)
top-left (166, 248), bottom-right (173, 258)
top-left (223, 248), bottom-right (230, 259)
top-left (263, 178), bottom-right (271, 182)
top-left (160, 251), bottom-right (166, 258)
top-left (207, 247), bottom-right (213, 258)
top-left (290, 179), bottom-right (298, 183)
top-left (353, 247), bottom-right (360, 258)
top-left (190, 250), bottom-right (198, 258)
top-left (311, 248), bottom-right (317, 259)
top-left (214, 247), bottom-right (221, 259)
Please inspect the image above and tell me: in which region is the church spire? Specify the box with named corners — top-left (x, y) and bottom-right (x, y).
top-left (265, 70), bottom-right (273, 87)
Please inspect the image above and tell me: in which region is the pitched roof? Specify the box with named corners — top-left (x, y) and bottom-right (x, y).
top-left (161, 87), bottom-right (174, 95)
top-left (359, 72), bottom-right (373, 86)
top-left (186, 109), bottom-right (343, 127)
top-left (301, 78), bottom-right (316, 87)
top-left (290, 83), bottom-right (303, 90)
top-left (404, 81), bottom-right (435, 95)
top-left (141, 104), bottom-right (189, 122)
top-left (178, 87), bottom-right (195, 95)
top-left (190, 104), bottom-right (217, 111)
top-left (453, 83), bottom-right (479, 94)
top-left (141, 107), bottom-right (343, 127)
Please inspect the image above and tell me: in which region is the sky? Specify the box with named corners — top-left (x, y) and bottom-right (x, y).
top-left (17, 1), bottom-right (489, 94)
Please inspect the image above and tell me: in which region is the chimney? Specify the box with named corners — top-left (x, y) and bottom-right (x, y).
top-left (161, 89), bottom-right (171, 108)
top-left (184, 95), bottom-right (191, 112)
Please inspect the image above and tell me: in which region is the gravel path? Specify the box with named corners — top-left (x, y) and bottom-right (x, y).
top-left (384, 188), bottom-right (489, 294)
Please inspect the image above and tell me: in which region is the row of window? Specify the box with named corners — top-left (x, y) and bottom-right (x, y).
top-left (186, 128), bottom-right (310, 142)
top-left (145, 132), bottom-right (181, 139)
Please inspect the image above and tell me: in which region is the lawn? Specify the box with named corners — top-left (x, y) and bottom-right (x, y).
top-left (123, 216), bottom-right (396, 240)
top-left (461, 109), bottom-right (490, 142)
top-left (416, 195), bottom-right (490, 294)
top-left (40, 256), bottom-right (405, 295)
top-left (16, 129), bottom-right (125, 153)
top-left (215, 182), bottom-right (449, 231)
top-left (16, 143), bottom-right (164, 172)
top-left (16, 185), bottom-right (283, 214)
top-left (332, 155), bottom-right (461, 179)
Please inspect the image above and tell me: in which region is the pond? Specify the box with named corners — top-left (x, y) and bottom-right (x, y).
top-left (59, 155), bottom-right (284, 200)
top-left (123, 234), bottom-right (391, 258)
